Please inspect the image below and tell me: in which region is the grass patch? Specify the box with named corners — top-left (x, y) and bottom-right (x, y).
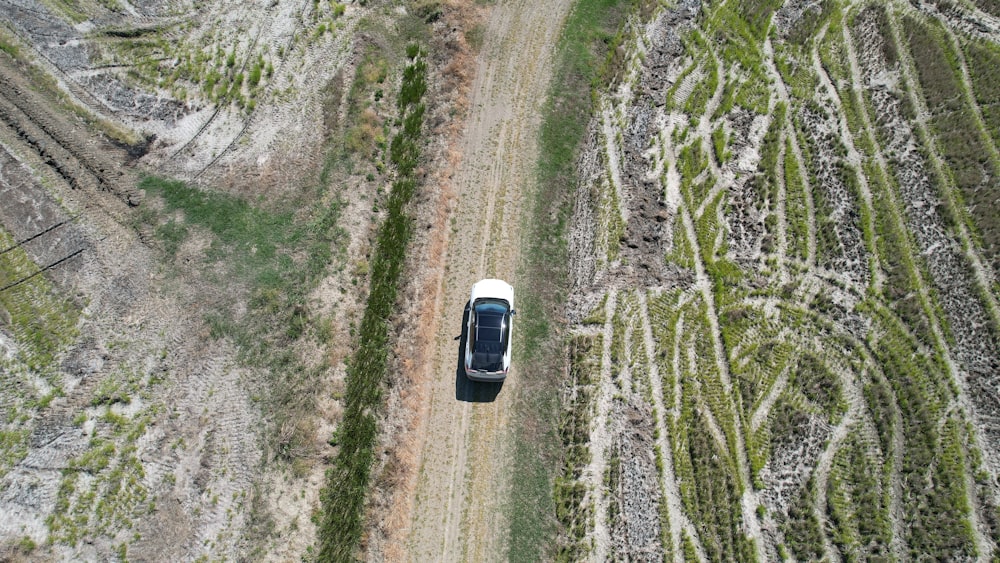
top-left (781, 475), bottom-right (824, 560)
top-left (827, 431), bottom-right (892, 561)
top-left (0, 429), bottom-right (30, 481)
top-left (0, 28), bottom-right (19, 58)
top-left (138, 178), bottom-right (344, 354)
top-left (138, 168), bottom-right (345, 554)
top-left (902, 15), bottom-right (1000, 271)
top-left (316, 46), bottom-right (427, 562)
top-left (965, 38), bottom-right (1000, 152)
top-left (675, 343), bottom-right (755, 562)
top-left (0, 228), bottom-right (81, 375)
top-left (553, 335), bottom-right (600, 560)
top-left (48, 429), bottom-right (150, 546)
top-left (508, 0), bottom-right (638, 559)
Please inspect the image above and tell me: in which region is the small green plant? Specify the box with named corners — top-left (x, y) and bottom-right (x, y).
top-left (0, 38), bottom-right (18, 57)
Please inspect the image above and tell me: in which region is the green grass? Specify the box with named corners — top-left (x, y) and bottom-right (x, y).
top-left (103, 25), bottom-right (275, 111)
top-left (0, 229), bottom-right (81, 375)
top-left (782, 475), bottom-right (824, 560)
top-left (138, 162), bottom-right (345, 551)
top-left (678, 142), bottom-right (709, 210)
top-left (863, 303), bottom-right (978, 558)
top-left (509, 0), bottom-right (637, 559)
top-left (598, 166), bottom-right (626, 264)
top-left (674, 339), bottom-right (755, 562)
top-left (750, 102), bottom-right (785, 236)
top-left (964, 39), bottom-right (1000, 153)
top-left (866, 160), bottom-right (938, 347)
top-left (685, 54), bottom-right (718, 117)
top-left (706, 0), bottom-right (773, 115)
top-left (48, 426), bottom-right (150, 546)
top-left (649, 4), bottom-right (1000, 543)
top-left (650, 287), bottom-right (764, 547)
top-left (795, 113), bottom-right (845, 269)
top-left (554, 334), bottom-right (600, 560)
top-left (0, 429), bottom-right (30, 481)
top-left (0, 36), bottom-right (18, 58)
top-left (780, 142), bottom-right (807, 262)
top-left (316, 46), bottom-right (427, 562)
top-left (138, 178), bottom-right (343, 355)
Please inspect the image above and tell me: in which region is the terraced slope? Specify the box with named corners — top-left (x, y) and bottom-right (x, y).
top-left (561, 0), bottom-right (1000, 560)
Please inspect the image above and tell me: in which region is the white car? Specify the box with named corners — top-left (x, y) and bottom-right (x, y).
top-left (464, 279), bottom-right (515, 381)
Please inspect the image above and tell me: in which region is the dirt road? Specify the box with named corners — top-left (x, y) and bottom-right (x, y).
top-left (400, 1), bottom-right (572, 560)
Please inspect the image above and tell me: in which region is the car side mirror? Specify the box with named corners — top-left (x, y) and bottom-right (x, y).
top-left (511, 309), bottom-right (516, 316)
top-left (454, 335), bottom-right (461, 341)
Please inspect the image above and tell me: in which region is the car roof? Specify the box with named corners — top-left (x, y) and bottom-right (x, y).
top-left (470, 278), bottom-right (514, 306)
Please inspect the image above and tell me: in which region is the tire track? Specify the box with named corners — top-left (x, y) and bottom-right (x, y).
top-left (845, 10), bottom-right (999, 557)
top-left (882, 8), bottom-right (998, 556)
top-left (812, 23), bottom-right (883, 294)
top-left (665, 102), bottom-right (766, 558)
top-left (677, 160), bottom-right (764, 561)
top-left (167, 0), bottom-right (307, 172)
top-left (0, 56), bottom-right (139, 213)
top-left (587, 290), bottom-right (617, 561)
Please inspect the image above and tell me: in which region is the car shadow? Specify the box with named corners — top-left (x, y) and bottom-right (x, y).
top-left (455, 300), bottom-right (503, 403)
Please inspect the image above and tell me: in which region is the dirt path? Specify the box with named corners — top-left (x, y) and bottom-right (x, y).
top-left (400, 1), bottom-right (572, 560)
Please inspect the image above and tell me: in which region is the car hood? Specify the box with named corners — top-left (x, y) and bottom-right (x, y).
top-left (470, 279), bottom-right (514, 308)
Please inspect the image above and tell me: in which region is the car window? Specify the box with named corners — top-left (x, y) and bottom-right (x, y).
top-left (475, 313), bottom-right (499, 340)
top-left (471, 299), bottom-right (510, 360)
top-left (467, 308), bottom-right (475, 349)
top-left (478, 326), bottom-right (502, 342)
